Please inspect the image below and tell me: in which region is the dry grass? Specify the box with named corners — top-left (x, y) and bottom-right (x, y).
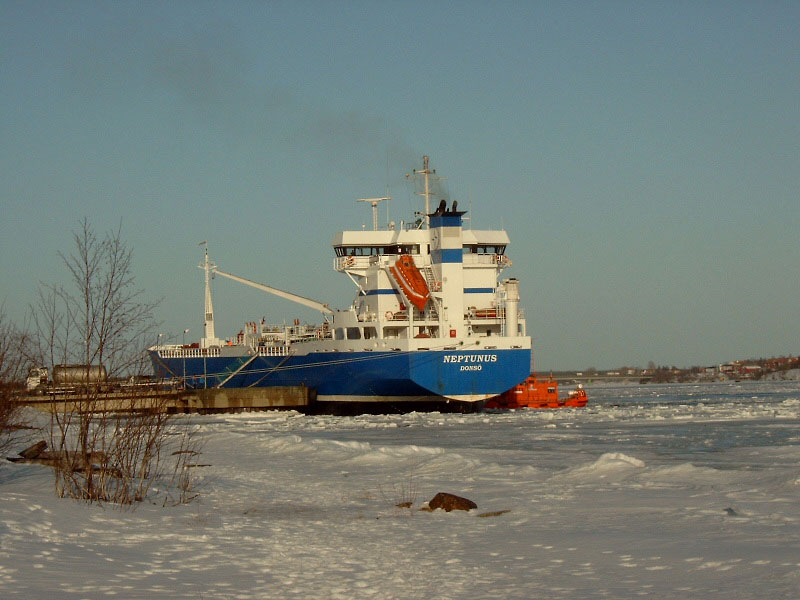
top-left (380, 464), bottom-right (420, 512)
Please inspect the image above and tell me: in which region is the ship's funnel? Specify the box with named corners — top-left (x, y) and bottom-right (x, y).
top-left (502, 278), bottom-right (520, 337)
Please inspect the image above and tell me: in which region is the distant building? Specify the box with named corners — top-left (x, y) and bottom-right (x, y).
top-left (764, 356), bottom-right (799, 370)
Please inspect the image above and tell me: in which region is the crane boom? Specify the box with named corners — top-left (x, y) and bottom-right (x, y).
top-left (212, 268), bottom-right (333, 314)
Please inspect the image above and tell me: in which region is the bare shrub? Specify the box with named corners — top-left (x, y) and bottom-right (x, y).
top-left (48, 397), bottom-right (202, 507)
top-left (380, 463), bottom-right (420, 511)
top-left (0, 307), bottom-right (32, 455)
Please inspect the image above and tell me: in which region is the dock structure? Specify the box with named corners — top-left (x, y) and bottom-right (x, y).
top-left (17, 385), bottom-right (311, 414)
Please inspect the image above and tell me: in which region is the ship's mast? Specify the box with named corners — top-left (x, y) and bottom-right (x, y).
top-left (409, 155), bottom-right (435, 228)
top-left (200, 243), bottom-right (217, 348)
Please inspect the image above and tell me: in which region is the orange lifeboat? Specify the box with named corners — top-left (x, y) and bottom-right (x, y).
top-left (389, 254), bottom-right (430, 312)
top-left (485, 376), bottom-right (588, 410)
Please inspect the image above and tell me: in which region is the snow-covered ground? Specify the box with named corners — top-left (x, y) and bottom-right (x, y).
top-left (2, 381), bottom-right (799, 599)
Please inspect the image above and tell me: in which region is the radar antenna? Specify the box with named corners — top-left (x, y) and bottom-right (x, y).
top-left (357, 197), bottom-right (391, 231)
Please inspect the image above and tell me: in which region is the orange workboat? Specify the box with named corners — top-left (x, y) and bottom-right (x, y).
top-left (389, 254), bottom-right (430, 311)
top-left (484, 375), bottom-right (588, 410)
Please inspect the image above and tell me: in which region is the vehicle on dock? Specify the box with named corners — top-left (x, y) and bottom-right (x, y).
top-left (25, 364), bottom-right (108, 395)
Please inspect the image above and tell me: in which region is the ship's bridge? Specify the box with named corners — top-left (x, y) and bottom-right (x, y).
top-left (334, 244), bottom-right (421, 257)
top-left (461, 230), bottom-right (510, 251)
top-left (332, 229), bottom-right (510, 258)
top-left (332, 230), bottom-right (428, 256)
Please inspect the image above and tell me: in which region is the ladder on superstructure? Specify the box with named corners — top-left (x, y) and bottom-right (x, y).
top-left (420, 265), bottom-right (441, 321)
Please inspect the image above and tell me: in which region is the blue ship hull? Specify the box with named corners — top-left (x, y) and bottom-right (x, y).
top-left (148, 348), bottom-right (531, 402)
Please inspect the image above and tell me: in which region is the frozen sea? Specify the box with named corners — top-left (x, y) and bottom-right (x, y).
top-left (1, 381), bottom-right (799, 599)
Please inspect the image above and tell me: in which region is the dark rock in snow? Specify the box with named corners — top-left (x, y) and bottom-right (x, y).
top-left (18, 440), bottom-right (47, 459)
top-left (427, 492), bottom-right (477, 512)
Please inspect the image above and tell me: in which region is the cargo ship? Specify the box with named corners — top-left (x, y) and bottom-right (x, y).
top-left (148, 156), bottom-right (532, 406)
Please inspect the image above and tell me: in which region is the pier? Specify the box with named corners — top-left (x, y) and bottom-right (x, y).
top-left (17, 385), bottom-right (312, 414)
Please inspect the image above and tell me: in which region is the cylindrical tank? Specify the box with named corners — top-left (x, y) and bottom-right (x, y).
top-left (52, 364), bottom-right (107, 386)
top-left (502, 278), bottom-right (520, 337)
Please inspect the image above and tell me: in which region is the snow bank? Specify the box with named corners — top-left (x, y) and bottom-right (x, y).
top-left (554, 452), bottom-right (645, 483)
top-left (2, 381), bottom-right (799, 599)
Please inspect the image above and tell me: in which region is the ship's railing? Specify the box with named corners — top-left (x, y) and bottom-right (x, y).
top-left (384, 311), bottom-right (409, 321)
top-left (336, 253), bottom-right (507, 270)
top-left (334, 256), bottom-right (371, 271)
top-left (382, 306), bottom-right (518, 322)
top-left (257, 346), bottom-right (291, 357)
top-left (467, 307), bottom-right (506, 320)
top-left (158, 345), bottom-right (294, 358)
top-left (258, 323), bottom-right (329, 336)
top-left (159, 347), bottom-right (221, 358)
top-left (462, 253), bottom-right (508, 267)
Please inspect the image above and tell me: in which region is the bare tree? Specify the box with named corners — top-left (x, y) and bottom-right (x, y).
top-left (59, 219), bottom-right (158, 377)
top-left (0, 307), bottom-right (31, 456)
top-left (28, 283), bottom-right (69, 372)
top-left (28, 219), bottom-right (201, 506)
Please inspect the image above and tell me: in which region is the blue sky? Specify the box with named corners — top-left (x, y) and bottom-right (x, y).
top-left (1, 1), bottom-right (798, 370)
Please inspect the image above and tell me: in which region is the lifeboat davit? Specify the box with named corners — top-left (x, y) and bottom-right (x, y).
top-left (389, 254), bottom-right (430, 312)
top-left (484, 376), bottom-right (588, 410)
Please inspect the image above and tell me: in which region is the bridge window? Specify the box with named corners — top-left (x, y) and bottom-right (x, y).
top-left (346, 327), bottom-right (361, 340)
top-left (334, 328), bottom-right (345, 340)
top-left (334, 245), bottom-right (421, 257)
top-left (463, 244), bottom-right (506, 255)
